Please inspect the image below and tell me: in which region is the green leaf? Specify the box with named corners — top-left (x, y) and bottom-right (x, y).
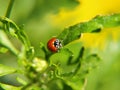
top-left (0, 17), bottom-right (34, 59)
top-left (2, 17), bottom-right (30, 50)
top-left (50, 42), bottom-right (83, 76)
top-left (49, 42), bottom-right (101, 89)
top-left (16, 77), bottom-right (27, 85)
top-left (77, 53), bottom-right (101, 78)
top-left (0, 83), bottom-right (21, 90)
top-left (62, 77), bottom-right (86, 90)
top-left (57, 13), bottom-right (120, 45)
top-left (0, 64), bottom-right (16, 76)
top-left (0, 30), bottom-right (18, 55)
top-left (0, 47), bottom-right (8, 53)
top-left (0, 16), bottom-right (30, 50)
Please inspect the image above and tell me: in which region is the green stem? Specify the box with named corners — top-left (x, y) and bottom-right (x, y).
top-left (5, 0), bottom-right (15, 18)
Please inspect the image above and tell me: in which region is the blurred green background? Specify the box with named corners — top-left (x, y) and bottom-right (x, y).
top-left (0, 0), bottom-right (120, 90)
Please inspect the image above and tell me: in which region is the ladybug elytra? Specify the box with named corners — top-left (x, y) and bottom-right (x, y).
top-left (47, 38), bottom-right (62, 52)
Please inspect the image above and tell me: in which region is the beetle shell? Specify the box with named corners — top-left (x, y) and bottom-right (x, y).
top-left (47, 38), bottom-right (62, 52)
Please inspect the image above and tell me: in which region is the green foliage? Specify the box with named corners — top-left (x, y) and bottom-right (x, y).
top-left (0, 83), bottom-right (21, 90)
top-left (58, 13), bottom-right (120, 45)
top-left (0, 30), bottom-right (18, 55)
top-left (0, 64), bottom-right (16, 76)
top-left (0, 1), bottom-right (120, 90)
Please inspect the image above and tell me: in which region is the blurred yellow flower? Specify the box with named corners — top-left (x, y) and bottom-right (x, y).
top-left (51, 0), bottom-right (120, 26)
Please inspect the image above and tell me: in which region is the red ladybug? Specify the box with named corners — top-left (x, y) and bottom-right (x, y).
top-left (47, 38), bottom-right (62, 52)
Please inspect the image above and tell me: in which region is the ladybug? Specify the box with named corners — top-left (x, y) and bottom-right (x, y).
top-left (47, 38), bottom-right (62, 52)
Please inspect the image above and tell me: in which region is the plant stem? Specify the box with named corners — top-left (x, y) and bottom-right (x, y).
top-left (5, 0), bottom-right (15, 18)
